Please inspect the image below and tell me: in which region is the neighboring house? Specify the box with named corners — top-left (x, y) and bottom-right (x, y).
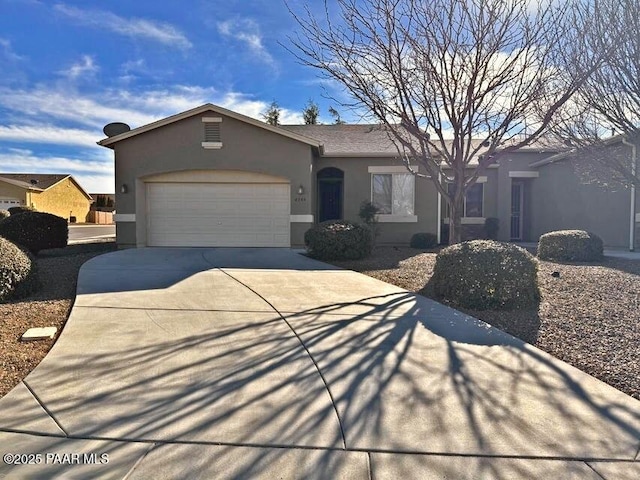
top-left (0, 174), bottom-right (93, 222)
top-left (530, 136), bottom-right (639, 250)
top-left (98, 103), bottom-right (639, 249)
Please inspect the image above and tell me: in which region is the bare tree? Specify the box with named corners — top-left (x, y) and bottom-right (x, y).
top-left (287, 0), bottom-right (607, 243)
top-left (554, 0), bottom-right (640, 189)
top-left (262, 101), bottom-right (281, 126)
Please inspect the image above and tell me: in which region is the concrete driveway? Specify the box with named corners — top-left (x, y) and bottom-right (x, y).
top-left (0, 248), bottom-right (638, 479)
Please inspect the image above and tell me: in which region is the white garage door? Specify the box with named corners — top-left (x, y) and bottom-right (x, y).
top-left (147, 183), bottom-right (290, 247)
top-left (0, 198), bottom-right (22, 210)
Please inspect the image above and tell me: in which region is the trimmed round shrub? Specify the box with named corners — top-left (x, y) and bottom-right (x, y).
top-left (0, 237), bottom-right (38, 301)
top-left (0, 211), bottom-right (68, 254)
top-left (8, 205), bottom-right (36, 216)
top-left (537, 230), bottom-right (603, 262)
top-left (305, 220), bottom-right (373, 260)
top-left (431, 240), bottom-right (540, 310)
top-left (410, 232), bottom-right (438, 249)
top-left (0, 210), bottom-right (9, 221)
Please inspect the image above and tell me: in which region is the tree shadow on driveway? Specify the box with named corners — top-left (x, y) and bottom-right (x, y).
top-left (1, 250), bottom-right (638, 479)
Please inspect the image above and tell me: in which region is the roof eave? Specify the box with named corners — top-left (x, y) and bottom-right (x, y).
top-left (45, 175), bottom-right (94, 201)
top-left (98, 103), bottom-right (322, 149)
top-left (529, 134), bottom-right (630, 168)
top-left (0, 177), bottom-right (45, 191)
top-left (319, 152), bottom-right (401, 158)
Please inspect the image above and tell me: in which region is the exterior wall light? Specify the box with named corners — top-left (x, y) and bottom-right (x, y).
top-left (297, 185), bottom-right (304, 195)
top-left (120, 184), bottom-right (128, 194)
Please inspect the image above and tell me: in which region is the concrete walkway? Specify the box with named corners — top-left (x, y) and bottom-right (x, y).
top-left (517, 242), bottom-right (640, 260)
top-left (0, 248), bottom-right (638, 479)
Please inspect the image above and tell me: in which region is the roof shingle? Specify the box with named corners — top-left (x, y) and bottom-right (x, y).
top-left (0, 174), bottom-right (70, 190)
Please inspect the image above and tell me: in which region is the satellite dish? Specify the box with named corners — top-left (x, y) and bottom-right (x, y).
top-left (30, 179), bottom-right (38, 185)
top-left (103, 122), bottom-right (131, 137)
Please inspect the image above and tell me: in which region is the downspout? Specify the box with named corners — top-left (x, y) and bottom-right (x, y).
top-left (437, 173), bottom-right (442, 244)
top-left (621, 137), bottom-right (637, 251)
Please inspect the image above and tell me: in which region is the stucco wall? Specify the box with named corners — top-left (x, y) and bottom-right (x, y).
top-left (530, 160), bottom-right (633, 248)
top-left (30, 178), bottom-right (91, 221)
top-left (316, 157), bottom-right (439, 245)
top-left (112, 112), bottom-right (315, 248)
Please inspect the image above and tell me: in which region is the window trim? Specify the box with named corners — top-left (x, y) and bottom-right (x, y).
top-left (370, 170), bottom-right (417, 222)
top-left (445, 180), bottom-right (485, 219)
top-left (201, 142), bottom-right (223, 149)
top-left (202, 117), bottom-right (222, 149)
top-left (463, 182), bottom-right (484, 218)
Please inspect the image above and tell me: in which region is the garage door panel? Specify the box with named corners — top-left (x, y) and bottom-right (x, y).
top-left (147, 183), bottom-right (290, 247)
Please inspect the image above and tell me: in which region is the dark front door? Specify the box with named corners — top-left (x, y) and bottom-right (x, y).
top-left (317, 168), bottom-right (344, 222)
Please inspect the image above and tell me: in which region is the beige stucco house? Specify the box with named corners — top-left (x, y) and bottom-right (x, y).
top-left (98, 103), bottom-right (639, 250)
top-left (0, 174), bottom-right (93, 222)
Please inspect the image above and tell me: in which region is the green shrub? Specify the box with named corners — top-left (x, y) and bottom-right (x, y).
top-left (305, 220), bottom-right (373, 260)
top-left (537, 230), bottom-right (603, 262)
top-left (358, 200), bottom-right (379, 225)
top-left (484, 217), bottom-right (499, 240)
top-left (410, 232), bottom-right (438, 249)
top-left (0, 210), bottom-right (9, 221)
top-left (0, 211), bottom-right (68, 254)
top-left (358, 200), bottom-right (380, 245)
top-left (8, 206), bottom-right (36, 216)
top-left (0, 237), bottom-right (38, 301)
top-left (431, 240), bottom-right (540, 310)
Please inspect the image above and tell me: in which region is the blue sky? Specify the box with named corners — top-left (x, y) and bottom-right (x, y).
top-left (0, 0), bottom-right (347, 193)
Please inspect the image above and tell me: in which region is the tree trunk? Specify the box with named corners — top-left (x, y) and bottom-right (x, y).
top-left (448, 194), bottom-right (464, 245)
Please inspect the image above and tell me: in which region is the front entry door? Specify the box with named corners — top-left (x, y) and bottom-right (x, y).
top-left (318, 180), bottom-right (343, 222)
top-left (317, 168), bottom-right (345, 223)
top-left (510, 181), bottom-right (524, 240)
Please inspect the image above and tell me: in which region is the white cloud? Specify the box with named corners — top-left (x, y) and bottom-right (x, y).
top-left (0, 124), bottom-right (100, 146)
top-left (0, 85), bottom-right (303, 131)
top-left (0, 38), bottom-right (24, 61)
top-left (59, 55), bottom-right (99, 80)
top-left (54, 3), bottom-right (192, 49)
top-left (0, 87), bottom-right (168, 128)
top-left (217, 18), bottom-right (275, 66)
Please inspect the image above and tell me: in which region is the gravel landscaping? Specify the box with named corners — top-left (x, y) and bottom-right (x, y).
top-left (330, 247), bottom-right (640, 400)
top-left (0, 242), bottom-right (116, 398)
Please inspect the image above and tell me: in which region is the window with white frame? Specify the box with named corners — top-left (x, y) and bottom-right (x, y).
top-left (371, 173), bottom-right (415, 216)
top-left (464, 183), bottom-right (483, 217)
top-left (447, 182), bottom-right (484, 217)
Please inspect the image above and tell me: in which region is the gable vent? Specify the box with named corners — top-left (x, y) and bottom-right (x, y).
top-left (202, 117), bottom-right (223, 149)
top-left (204, 122), bottom-right (221, 142)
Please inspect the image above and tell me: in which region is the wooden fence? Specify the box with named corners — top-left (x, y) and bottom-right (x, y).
top-left (87, 211), bottom-right (114, 224)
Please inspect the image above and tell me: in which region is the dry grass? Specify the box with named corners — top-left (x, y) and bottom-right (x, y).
top-left (0, 242), bottom-right (116, 397)
top-left (331, 247), bottom-right (640, 399)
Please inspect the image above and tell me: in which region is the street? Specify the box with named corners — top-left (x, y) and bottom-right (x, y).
top-left (68, 224), bottom-right (115, 244)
